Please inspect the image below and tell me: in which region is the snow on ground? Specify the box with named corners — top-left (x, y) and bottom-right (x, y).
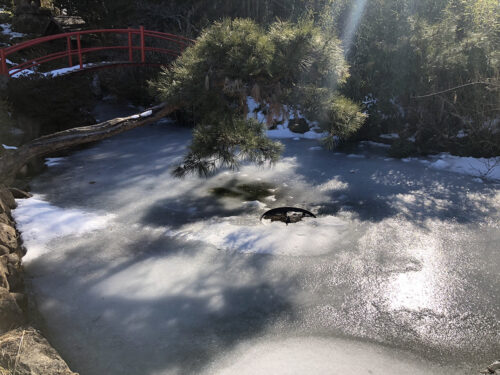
top-left (380, 133), bottom-right (399, 139)
top-left (11, 62), bottom-right (108, 78)
top-left (45, 157), bottom-right (66, 167)
top-left (165, 215), bottom-right (350, 257)
top-left (0, 23), bottom-right (24, 38)
top-left (347, 153), bottom-right (366, 159)
top-left (428, 153), bottom-right (500, 181)
top-left (13, 195), bottom-right (113, 262)
top-left (2, 144), bottom-right (17, 149)
top-left (360, 140), bottom-right (391, 148)
top-left (246, 97), bottom-right (327, 140)
top-left (267, 125), bottom-right (326, 139)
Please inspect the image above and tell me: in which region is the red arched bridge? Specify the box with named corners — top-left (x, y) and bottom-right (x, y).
top-left (0, 27), bottom-right (194, 78)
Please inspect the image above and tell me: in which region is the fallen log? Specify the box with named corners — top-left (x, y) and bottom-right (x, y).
top-left (0, 102), bottom-right (178, 185)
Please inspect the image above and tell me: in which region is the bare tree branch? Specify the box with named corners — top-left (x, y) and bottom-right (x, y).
top-left (412, 80), bottom-right (499, 99)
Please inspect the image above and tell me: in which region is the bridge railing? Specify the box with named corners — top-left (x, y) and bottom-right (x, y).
top-left (0, 27), bottom-right (194, 77)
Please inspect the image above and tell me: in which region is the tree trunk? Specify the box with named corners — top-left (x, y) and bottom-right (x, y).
top-left (0, 102), bottom-right (178, 186)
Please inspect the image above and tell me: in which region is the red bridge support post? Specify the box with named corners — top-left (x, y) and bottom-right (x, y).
top-left (128, 28), bottom-right (133, 62)
top-left (76, 34), bottom-right (83, 69)
top-left (66, 36), bottom-right (73, 67)
top-left (0, 49), bottom-right (8, 76)
top-left (140, 25), bottom-right (145, 63)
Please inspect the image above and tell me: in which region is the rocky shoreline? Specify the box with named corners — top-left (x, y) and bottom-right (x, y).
top-left (0, 184), bottom-right (77, 375)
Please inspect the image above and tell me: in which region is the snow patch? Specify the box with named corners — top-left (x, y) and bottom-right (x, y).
top-left (267, 125), bottom-right (326, 140)
top-left (131, 110), bottom-right (153, 119)
top-left (2, 144), bottom-right (17, 150)
top-left (165, 215), bottom-right (349, 257)
top-left (380, 133), bottom-right (399, 140)
top-left (347, 154), bottom-right (365, 159)
top-left (11, 62), bottom-right (108, 78)
top-left (212, 337), bottom-right (450, 375)
top-left (429, 153), bottom-right (500, 181)
top-left (45, 157), bottom-right (66, 167)
top-left (246, 97), bottom-right (327, 140)
top-left (360, 141), bottom-right (391, 148)
top-left (0, 23), bottom-right (24, 38)
top-left (12, 196), bottom-right (113, 262)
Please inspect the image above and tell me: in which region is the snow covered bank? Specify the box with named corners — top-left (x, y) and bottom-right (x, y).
top-left (428, 153), bottom-right (500, 181)
top-left (13, 195), bottom-right (113, 262)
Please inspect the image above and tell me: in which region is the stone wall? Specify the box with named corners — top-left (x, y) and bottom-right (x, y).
top-left (0, 184), bottom-right (78, 375)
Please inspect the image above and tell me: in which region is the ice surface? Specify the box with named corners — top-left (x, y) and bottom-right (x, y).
top-left (165, 215), bottom-right (349, 256)
top-left (13, 111), bottom-right (500, 375)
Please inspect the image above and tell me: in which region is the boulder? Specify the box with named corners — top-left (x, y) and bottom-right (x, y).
top-left (0, 255), bottom-right (9, 289)
top-left (8, 188), bottom-right (32, 199)
top-left (0, 287), bottom-right (24, 334)
top-left (0, 185), bottom-right (16, 209)
top-left (0, 212), bottom-right (13, 226)
top-left (6, 260), bottom-right (24, 292)
top-left (0, 199), bottom-right (11, 216)
top-left (0, 328), bottom-right (78, 375)
top-left (288, 118), bottom-right (310, 134)
top-left (0, 245), bottom-right (10, 256)
top-left (0, 223), bottom-right (18, 250)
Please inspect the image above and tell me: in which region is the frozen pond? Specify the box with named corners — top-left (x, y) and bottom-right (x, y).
top-left (14, 105), bottom-right (500, 375)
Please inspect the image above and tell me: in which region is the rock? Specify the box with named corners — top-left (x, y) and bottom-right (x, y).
top-left (0, 328), bottom-right (78, 375)
top-left (0, 287), bottom-right (25, 334)
top-left (288, 118), bottom-right (310, 134)
top-left (0, 212), bottom-right (13, 226)
top-left (488, 361), bottom-right (500, 372)
top-left (0, 256), bottom-right (9, 289)
top-left (4, 253), bottom-right (21, 266)
top-left (6, 261), bottom-right (24, 292)
top-left (0, 245), bottom-right (10, 256)
top-left (0, 199), bottom-right (11, 216)
top-left (8, 188), bottom-right (32, 199)
top-left (0, 185), bottom-right (17, 209)
top-left (0, 223), bottom-right (18, 250)
top-left (481, 361), bottom-right (500, 374)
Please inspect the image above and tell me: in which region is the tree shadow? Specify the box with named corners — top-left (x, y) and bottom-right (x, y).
top-left (286, 140), bottom-right (499, 226)
top-left (27, 230), bottom-right (297, 375)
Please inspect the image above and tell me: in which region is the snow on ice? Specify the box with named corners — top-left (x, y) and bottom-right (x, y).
top-left (12, 195), bottom-right (113, 262)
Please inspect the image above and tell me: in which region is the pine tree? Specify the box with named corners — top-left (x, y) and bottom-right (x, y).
top-left (151, 18), bottom-right (365, 176)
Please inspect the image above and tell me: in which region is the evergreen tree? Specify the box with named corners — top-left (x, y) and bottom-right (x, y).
top-left (151, 18), bottom-right (365, 176)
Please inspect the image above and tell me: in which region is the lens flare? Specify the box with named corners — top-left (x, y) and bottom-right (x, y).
top-left (342, 0), bottom-right (368, 55)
